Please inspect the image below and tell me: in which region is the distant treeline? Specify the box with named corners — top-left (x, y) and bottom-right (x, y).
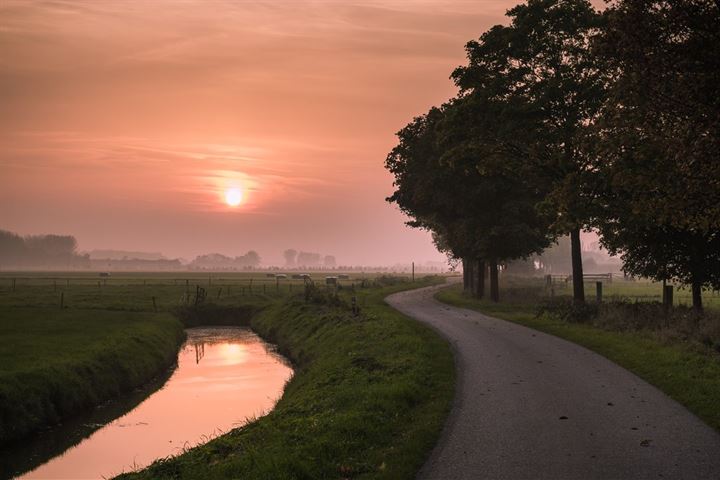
top-left (0, 230), bottom-right (89, 269)
top-left (283, 249), bottom-right (336, 268)
top-left (385, 0), bottom-right (719, 310)
top-left (188, 252), bottom-right (261, 270)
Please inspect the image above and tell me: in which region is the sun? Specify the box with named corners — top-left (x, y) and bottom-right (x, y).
top-left (224, 187), bottom-right (243, 207)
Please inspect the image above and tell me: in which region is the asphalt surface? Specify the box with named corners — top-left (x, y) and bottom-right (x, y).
top-left (386, 284), bottom-right (720, 480)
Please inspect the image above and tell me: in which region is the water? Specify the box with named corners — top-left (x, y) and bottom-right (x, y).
top-left (4, 327), bottom-right (292, 479)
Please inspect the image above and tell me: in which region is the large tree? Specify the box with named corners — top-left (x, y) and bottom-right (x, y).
top-left (592, 0), bottom-right (720, 310)
top-left (386, 98), bottom-right (554, 301)
top-left (452, 0), bottom-right (606, 303)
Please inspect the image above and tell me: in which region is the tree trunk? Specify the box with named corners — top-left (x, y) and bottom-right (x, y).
top-left (691, 279), bottom-right (703, 312)
top-left (570, 228), bottom-right (585, 304)
top-left (489, 260), bottom-right (499, 302)
top-left (467, 259), bottom-right (475, 295)
top-left (475, 259), bottom-right (486, 299)
top-left (462, 258), bottom-right (469, 291)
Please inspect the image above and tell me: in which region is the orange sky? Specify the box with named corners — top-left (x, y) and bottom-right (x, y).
top-left (1, 1), bottom-right (542, 265)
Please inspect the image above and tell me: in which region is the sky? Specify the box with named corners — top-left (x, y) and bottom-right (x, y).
top-left (1, 0), bottom-right (576, 265)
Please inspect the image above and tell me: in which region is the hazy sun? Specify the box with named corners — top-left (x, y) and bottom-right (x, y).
top-left (224, 187), bottom-right (243, 207)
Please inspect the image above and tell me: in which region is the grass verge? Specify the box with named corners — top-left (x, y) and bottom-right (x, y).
top-left (118, 277), bottom-right (455, 479)
top-left (436, 284), bottom-right (720, 431)
top-left (0, 308), bottom-right (185, 445)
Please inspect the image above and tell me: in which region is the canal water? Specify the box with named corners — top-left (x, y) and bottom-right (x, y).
top-left (5, 327), bottom-right (292, 479)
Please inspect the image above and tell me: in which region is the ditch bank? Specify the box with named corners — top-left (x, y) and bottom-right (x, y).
top-left (0, 308), bottom-right (186, 446)
top-left (118, 280), bottom-right (455, 479)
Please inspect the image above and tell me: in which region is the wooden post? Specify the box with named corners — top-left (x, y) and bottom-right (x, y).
top-left (249, 278), bottom-right (253, 293)
top-left (596, 281), bottom-right (603, 303)
top-left (663, 285), bottom-right (674, 310)
top-left (545, 274), bottom-right (552, 289)
top-left (217, 288), bottom-right (222, 299)
top-left (60, 292), bottom-right (64, 309)
top-left (276, 277), bottom-right (280, 292)
top-left (66, 279), bottom-right (70, 287)
top-left (152, 296), bottom-right (157, 312)
top-left (489, 261), bottom-right (499, 302)
top-left (412, 262), bottom-right (415, 282)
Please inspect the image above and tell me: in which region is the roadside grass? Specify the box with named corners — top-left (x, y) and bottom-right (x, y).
top-left (0, 308), bottom-right (185, 445)
top-left (117, 276), bottom-right (455, 480)
top-left (436, 283), bottom-right (720, 431)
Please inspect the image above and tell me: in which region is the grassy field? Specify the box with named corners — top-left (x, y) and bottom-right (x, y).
top-left (541, 276), bottom-right (720, 310)
top-left (0, 271), bottom-right (456, 479)
top-left (0, 271), bottom-right (399, 311)
top-left (116, 276), bottom-right (455, 479)
top-left (0, 308), bottom-right (185, 445)
top-left (436, 282), bottom-right (720, 431)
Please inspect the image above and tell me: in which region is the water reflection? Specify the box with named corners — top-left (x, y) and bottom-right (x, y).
top-left (6, 327), bottom-right (292, 479)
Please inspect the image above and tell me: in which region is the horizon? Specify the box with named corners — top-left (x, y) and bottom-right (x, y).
top-left (1, 0), bottom-right (527, 265)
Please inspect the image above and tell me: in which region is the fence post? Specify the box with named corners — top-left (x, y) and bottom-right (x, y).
top-left (596, 281), bottom-right (603, 303)
top-left (663, 285), bottom-right (674, 310)
top-left (152, 296), bottom-right (157, 312)
top-left (60, 292), bottom-right (64, 309)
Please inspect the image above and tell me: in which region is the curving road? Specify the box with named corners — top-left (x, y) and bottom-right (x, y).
top-left (386, 284), bottom-right (720, 480)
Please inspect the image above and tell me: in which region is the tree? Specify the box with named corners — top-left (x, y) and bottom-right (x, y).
top-left (452, 0), bottom-right (606, 303)
top-left (596, 0), bottom-right (720, 232)
top-left (297, 251), bottom-right (321, 267)
top-left (592, 0), bottom-right (720, 310)
top-left (323, 255), bottom-right (336, 268)
top-left (283, 249), bottom-right (297, 267)
top-left (239, 251), bottom-right (261, 268)
top-left (386, 98), bottom-right (554, 302)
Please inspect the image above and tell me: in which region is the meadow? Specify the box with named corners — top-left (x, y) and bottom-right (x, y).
top-left (0, 271), bottom-right (455, 479)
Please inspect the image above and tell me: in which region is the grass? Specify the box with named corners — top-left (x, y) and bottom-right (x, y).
top-left (436, 282), bottom-right (720, 431)
top-left (116, 276), bottom-right (455, 480)
top-left (0, 307), bottom-right (185, 445)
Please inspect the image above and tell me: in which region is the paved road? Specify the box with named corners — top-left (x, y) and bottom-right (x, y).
top-left (386, 285), bottom-right (720, 480)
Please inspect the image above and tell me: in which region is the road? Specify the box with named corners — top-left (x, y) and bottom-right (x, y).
top-left (386, 284), bottom-right (720, 480)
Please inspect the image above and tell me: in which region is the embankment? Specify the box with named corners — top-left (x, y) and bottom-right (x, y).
top-left (119, 280), bottom-right (455, 479)
top-left (0, 308), bottom-right (185, 445)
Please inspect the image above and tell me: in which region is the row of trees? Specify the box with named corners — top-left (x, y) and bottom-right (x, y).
top-left (283, 249), bottom-right (337, 268)
top-left (0, 229), bottom-right (89, 268)
top-left (189, 251), bottom-right (261, 270)
top-left (386, 0), bottom-right (719, 310)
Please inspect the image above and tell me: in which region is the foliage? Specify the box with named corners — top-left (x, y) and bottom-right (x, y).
top-left (590, 0), bottom-right (720, 309)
